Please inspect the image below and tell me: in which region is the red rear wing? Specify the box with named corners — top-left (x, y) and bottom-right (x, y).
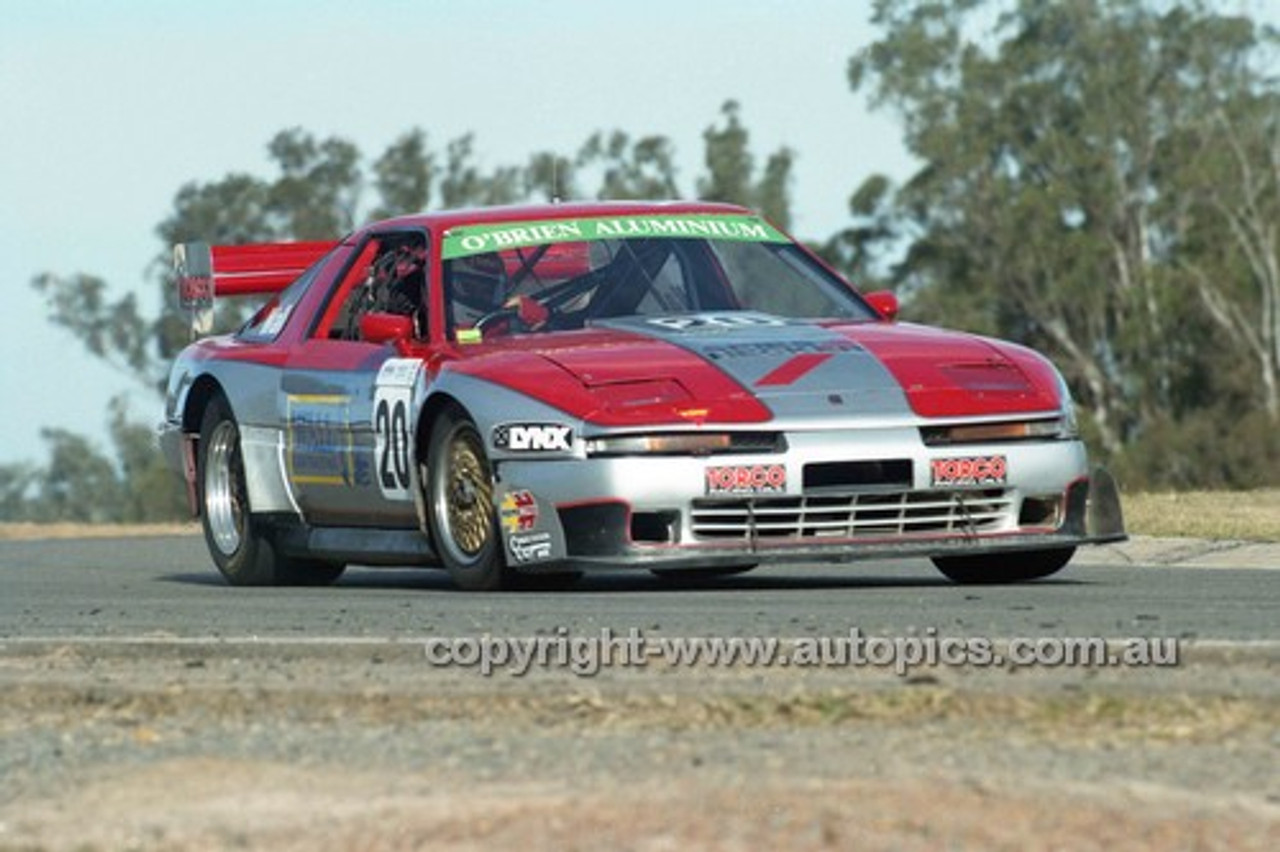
top-left (173, 240), bottom-right (336, 335)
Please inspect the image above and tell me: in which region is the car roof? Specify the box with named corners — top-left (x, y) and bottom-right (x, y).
top-left (370, 199), bottom-right (757, 234)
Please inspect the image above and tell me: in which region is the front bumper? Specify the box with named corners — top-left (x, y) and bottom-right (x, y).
top-left (494, 435), bottom-right (1126, 573)
top-left (545, 470), bottom-right (1123, 572)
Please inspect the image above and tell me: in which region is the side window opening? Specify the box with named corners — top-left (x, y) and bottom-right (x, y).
top-left (319, 232), bottom-right (429, 341)
top-left (236, 263), bottom-right (323, 342)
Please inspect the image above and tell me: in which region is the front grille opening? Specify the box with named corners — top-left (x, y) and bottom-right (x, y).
top-left (631, 510), bottom-right (679, 544)
top-left (726, 432), bottom-right (787, 453)
top-left (690, 489), bottom-right (1016, 541)
top-left (1018, 495), bottom-right (1062, 528)
top-left (803, 460), bottom-right (912, 492)
top-left (558, 503), bottom-right (629, 556)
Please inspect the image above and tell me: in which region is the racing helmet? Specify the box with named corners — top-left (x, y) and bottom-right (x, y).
top-left (449, 251), bottom-right (510, 311)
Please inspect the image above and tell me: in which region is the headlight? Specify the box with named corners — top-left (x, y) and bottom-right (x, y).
top-left (920, 417), bottom-right (1074, 446)
top-left (585, 432), bottom-right (783, 457)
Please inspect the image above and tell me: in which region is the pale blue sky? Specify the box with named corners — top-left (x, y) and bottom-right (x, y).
top-left (0, 0), bottom-right (916, 464)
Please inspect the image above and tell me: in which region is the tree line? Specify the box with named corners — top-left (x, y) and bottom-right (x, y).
top-left (2, 0), bottom-right (1276, 523)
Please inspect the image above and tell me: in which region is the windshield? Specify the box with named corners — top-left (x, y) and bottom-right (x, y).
top-left (442, 214), bottom-right (874, 342)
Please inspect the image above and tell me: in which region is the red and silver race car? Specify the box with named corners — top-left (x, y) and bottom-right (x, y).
top-left (159, 200), bottom-right (1124, 590)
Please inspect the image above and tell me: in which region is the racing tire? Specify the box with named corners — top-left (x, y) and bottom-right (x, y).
top-left (426, 404), bottom-right (513, 591)
top-left (198, 394), bottom-right (345, 587)
top-left (931, 547), bottom-right (1076, 585)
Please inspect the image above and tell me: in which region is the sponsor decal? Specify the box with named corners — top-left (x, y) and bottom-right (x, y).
top-left (178, 273), bottom-right (213, 309)
top-left (443, 214), bottom-right (787, 259)
top-left (706, 463), bottom-right (788, 496)
top-left (287, 394), bottom-right (355, 486)
top-left (493, 423), bottom-right (573, 452)
top-left (702, 339), bottom-right (861, 360)
top-left (500, 490), bottom-right (539, 534)
top-left (508, 531), bottom-right (554, 563)
top-left (376, 357), bottom-right (422, 387)
top-left (930, 455), bottom-right (1009, 487)
top-left (646, 313), bottom-right (787, 333)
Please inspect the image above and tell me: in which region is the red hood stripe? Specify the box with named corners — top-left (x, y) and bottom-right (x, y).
top-left (754, 352), bottom-right (834, 387)
top-left (838, 323), bottom-right (1061, 416)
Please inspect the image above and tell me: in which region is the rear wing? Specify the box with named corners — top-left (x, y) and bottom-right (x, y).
top-left (173, 240), bottom-right (336, 336)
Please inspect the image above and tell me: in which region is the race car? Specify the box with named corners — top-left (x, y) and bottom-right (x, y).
top-left (158, 200), bottom-right (1125, 590)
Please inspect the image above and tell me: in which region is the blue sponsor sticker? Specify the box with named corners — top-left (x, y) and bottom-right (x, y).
top-left (287, 395), bottom-right (354, 486)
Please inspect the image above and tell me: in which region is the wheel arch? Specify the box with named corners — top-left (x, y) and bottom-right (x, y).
top-left (412, 390), bottom-right (467, 540)
top-left (182, 374), bottom-right (230, 435)
top-left (415, 391), bottom-right (467, 463)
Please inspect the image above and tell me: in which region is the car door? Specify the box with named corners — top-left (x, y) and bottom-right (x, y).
top-left (279, 230), bottom-right (429, 528)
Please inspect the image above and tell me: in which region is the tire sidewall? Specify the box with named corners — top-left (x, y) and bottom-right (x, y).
top-left (198, 395), bottom-right (273, 586)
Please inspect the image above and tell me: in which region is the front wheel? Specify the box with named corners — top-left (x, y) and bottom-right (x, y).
top-left (198, 394), bottom-right (344, 587)
top-left (931, 547), bottom-right (1076, 585)
top-left (426, 405), bottom-right (513, 591)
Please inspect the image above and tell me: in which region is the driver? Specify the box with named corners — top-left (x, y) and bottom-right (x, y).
top-left (449, 250), bottom-right (553, 338)
top-left (450, 251), bottom-right (510, 313)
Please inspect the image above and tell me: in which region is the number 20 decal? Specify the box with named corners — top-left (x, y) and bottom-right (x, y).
top-left (373, 390), bottom-right (412, 499)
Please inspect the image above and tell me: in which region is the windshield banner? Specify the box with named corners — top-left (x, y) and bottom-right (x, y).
top-left (443, 214), bottom-right (788, 259)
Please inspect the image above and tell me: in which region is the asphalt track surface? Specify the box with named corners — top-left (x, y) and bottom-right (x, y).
top-left (3, 531), bottom-right (1278, 850)
top-left (1, 533), bottom-right (1276, 643)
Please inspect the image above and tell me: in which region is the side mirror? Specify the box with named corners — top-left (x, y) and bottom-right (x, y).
top-left (359, 311), bottom-right (414, 344)
top-left (863, 290), bottom-right (899, 321)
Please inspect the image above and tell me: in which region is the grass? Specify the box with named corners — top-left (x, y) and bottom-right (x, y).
top-left (1121, 489), bottom-right (1280, 542)
top-left (0, 522), bottom-right (199, 541)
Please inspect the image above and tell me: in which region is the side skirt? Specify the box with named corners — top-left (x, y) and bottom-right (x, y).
top-left (259, 514), bottom-right (439, 566)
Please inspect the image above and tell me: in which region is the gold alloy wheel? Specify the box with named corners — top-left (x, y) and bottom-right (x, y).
top-left (444, 427), bottom-right (493, 557)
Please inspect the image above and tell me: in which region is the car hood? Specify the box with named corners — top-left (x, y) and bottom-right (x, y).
top-left (457, 313), bottom-right (1062, 425)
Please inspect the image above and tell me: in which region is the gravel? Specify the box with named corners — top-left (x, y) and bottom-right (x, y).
top-left (1, 639), bottom-right (1277, 850)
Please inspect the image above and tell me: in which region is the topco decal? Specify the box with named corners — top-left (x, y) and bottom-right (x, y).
top-left (930, 455), bottom-right (1008, 487)
top-left (705, 464), bottom-right (788, 496)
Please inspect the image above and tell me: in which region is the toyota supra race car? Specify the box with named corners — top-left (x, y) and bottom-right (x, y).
top-left (158, 201), bottom-right (1125, 590)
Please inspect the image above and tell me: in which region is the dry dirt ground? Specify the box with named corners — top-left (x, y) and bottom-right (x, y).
top-left (1, 638), bottom-right (1276, 851)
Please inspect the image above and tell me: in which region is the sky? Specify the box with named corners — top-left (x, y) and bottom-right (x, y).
top-left (0, 0), bottom-right (917, 466)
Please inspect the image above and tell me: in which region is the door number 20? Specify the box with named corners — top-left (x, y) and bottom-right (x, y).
top-left (374, 394), bottom-right (411, 497)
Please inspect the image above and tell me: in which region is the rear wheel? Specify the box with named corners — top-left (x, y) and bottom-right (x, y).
top-left (931, 548), bottom-right (1075, 585)
top-left (198, 394), bottom-right (344, 587)
top-left (426, 405), bottom-right (513, 591)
